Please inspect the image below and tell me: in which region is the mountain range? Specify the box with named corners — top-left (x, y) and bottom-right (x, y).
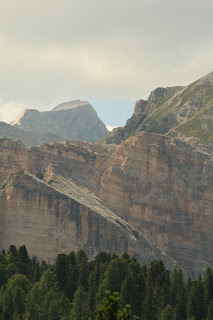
top-left (105, 71), bottom-right (213, 146)
top-left (0, 100), bottom-right (108, 146)
top-left (0, 72), bottom-right (212, 277)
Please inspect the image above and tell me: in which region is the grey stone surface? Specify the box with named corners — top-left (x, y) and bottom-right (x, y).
top-left (12, 100), bottom-right (108, 143)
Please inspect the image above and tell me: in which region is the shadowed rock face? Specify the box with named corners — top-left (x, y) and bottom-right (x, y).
top-left (0, 133), bottom-right (212, 276)
top-left (104, 71), bottom-right (213, 146)
top-left (11, 100), bottom-right (108, 143)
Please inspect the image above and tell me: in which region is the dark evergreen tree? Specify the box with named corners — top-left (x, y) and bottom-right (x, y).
top-left (1, 274), bottom-right (31, 319)
top-left (7, 245), bottom-right (18, 260)
top-left (121, 260), bottom-right (145, 318)
top-left (206, 299), bottom-right (213, 320)
top-left (76, 250), bottom-right (88, 267)
top-left (34, 261), bottom-right (41, 282)
top-left (142, 287), bottom-right (154, 320)
top-left (0, 263), bottom-right (8, 288)
top-left (96, 291), bottom-right (130, 320)
top-left (70, 284), bottom-right (89, 320)
top-left (187, 280), bottom-right (205, 320)
top-left (97, 257), bottom-right (128, 299)
top-left (142, 260), bottom-right (171, 320)
top-left (87, 261), bottom-right (101, 317)
top-left (18, 245), bottom-right (31, 278)
top-left (202, 267), bottom-right (213, 311)
top-left (170, 266), bottom-right (186, 320)
top-left (55, 254), bottom-right (70, 293)
top-left (160, 305), bottom-right (175, 320)
top-left (78, 256), bottom-right (89, 289)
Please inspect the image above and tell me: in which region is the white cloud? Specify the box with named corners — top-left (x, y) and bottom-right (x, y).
top-left (0, 0), bottom-right (212, 124)
top-left (0, 102), bottom-right (26, 124)
top-left (106, 125), bottom-right (117, 132)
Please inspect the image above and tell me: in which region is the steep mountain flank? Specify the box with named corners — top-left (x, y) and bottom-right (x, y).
top-left (0, 134), bottom-right (212, 276)
top-left (27, 133), bottom-right (213, 276)
top-left (0, 144), bottom-right (175, 270)
top-left (105, 71), bottom-right (213, 145)
top-left (0, 121), bottom-right (64, 147)
top-left (99, 133), bottom-right (213, 277)
top-left (11, 100), bottom-right (108, 143)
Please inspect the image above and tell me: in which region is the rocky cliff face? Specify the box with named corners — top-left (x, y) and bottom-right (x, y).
top-left (98, 133), bottom-right (213, 276)
top-left (0, 133), bottom-right (212, 276)
top-left (11, 100), bottom-right (108, 143)
top-left (104, 71), bottom-right (213, 145)
top-left (0, 155), bottom-right (175, 271)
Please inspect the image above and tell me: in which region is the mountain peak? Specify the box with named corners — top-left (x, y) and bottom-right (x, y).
top-left (52, 100), bottom-right (90, 111)
top-left (104, 71), bottom-right (213, 146)
top-left (11, 100), bottom-right (108, 143)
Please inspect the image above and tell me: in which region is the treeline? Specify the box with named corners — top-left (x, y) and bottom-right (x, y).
top-left (0, 245), bottom-right (213, 320)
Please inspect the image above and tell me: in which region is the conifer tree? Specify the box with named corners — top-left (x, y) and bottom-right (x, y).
top-left (187, 280), bottom-right (205, 320)
top-left (159, 305), bottom-right (175, 320)
top-left (55, 254), bottom-right (70, 293)
top-left (18, 245), bottom-right (31, 277)
top-left (170, 266), bottom-right (186, 319)
top-left (206, 299), bottom-right (213, 320)
top-left (87, 262), bottom-right (101, 317)
top-left (70, 284), bottom-right (89, 320)
top-left (97, 257), bottom-right (128, 301)
top-left (96, 291), bottom-right (130, 320)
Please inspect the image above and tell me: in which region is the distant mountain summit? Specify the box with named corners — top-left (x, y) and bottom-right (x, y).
top-left (104, 71), bottom-right (213, 145)
top-left (52, 100), bottom-right (90, 111)
top-left (11, 100), bottom-right (108, 143)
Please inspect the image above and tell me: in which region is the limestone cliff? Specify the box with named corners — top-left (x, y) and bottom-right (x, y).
top-left (11, 100), bottom-right (108, 143)
top-left (104, 71), bottom-right (213, 145)
top-left (98, 133), bottom-right (213, 277)
top-left (0, 170), bottom-right (175, 270)
top-left (0, 134), bottom-right (212, 276)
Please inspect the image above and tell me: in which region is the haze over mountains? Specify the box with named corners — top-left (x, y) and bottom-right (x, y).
top-left (0, 71), bottom-right (212, 277)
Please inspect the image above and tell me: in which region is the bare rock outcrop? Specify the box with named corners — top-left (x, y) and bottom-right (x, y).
top-left (0, 169), bottom-right (176, 270)
top-left (0, 133), bottom-right (212, 276)
top-left (11, 100), bottom-right (108, 143)
top-left (104, 71), bottom-right (213, 145)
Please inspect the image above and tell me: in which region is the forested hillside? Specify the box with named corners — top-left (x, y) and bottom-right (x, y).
top-left (0, 246), bottom-right (213, 320)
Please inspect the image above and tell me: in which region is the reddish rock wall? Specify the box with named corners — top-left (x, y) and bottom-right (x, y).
top-left (0, 172), bottom-right (175, 270)
top-left (0, 135), bottom-right (212, 276)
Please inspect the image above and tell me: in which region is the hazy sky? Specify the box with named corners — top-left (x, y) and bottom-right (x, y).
top-left (0, 0), bottom-right (212, 126)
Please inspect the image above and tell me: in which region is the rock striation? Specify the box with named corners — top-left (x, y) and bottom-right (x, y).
top-left (11, 100), bottom-right (108, 143)
top-left (0, 132), bottom-right (212, 276)
top-left (104, 71), bottom-right (213, 145)
top-left (0, 155), bottom-right (176, 271)
top-left (0, 71), bottom-right (213, 277)
top-left (98, 133), bottom-right (213, 277)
